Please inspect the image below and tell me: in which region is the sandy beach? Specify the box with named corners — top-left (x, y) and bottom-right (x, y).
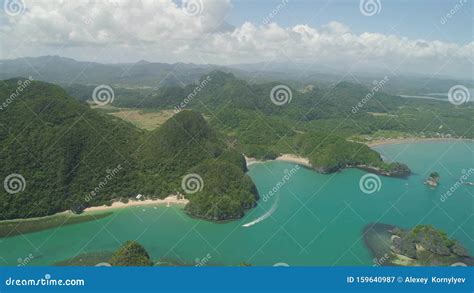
top-left (275, 154), bottom-right (312, 167)
top-left (244, 155), bottom-right (265, 166)
top-left (245, 154), bottom-right (312, 168)
top-left (366, 137), bottom-right (474, 147)
top-left (83, 195), bottom-right (189, 213)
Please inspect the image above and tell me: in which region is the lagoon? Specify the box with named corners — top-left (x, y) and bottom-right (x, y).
top-left (0, 141), bottom-right (473, 266)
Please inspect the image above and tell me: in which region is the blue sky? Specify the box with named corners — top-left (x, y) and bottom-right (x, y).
top-left (1, 0), bottom-right (472, 78)
top-left (227, 0), bottom-right (473, 44)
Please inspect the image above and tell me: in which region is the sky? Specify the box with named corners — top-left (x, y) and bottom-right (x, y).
top-left (0, 0), bottom-right (473, 78)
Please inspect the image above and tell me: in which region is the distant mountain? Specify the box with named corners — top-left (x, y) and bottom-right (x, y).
top-left (0, 56), bottom-right (221, 87)
top-left (1, 56), bottom-right (471, 96)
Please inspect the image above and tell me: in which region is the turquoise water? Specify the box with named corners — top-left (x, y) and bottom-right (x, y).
top-left (0, 141), bottom-right (473, 266)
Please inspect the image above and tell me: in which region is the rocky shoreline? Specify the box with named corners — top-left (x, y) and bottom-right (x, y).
top-left (363, 223), bottom-right (473, 266)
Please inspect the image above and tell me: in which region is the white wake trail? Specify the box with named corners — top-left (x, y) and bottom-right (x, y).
top-left (242, 198), bottom-right (278, 228)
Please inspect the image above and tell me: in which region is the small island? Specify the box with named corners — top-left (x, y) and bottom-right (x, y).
top-left (364, 223), bottom-right (473, 266)
top-left (425, 172), bottom-right (440, 188)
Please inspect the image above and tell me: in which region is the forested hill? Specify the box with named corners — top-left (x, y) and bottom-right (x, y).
top-left (0, 79), bottom-right (257, 220)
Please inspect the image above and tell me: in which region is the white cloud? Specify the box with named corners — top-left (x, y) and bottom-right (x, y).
top-left (1, 0), bottom-right (472, 78)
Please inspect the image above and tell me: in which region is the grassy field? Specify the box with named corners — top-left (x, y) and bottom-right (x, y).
top-left (90, 103), bottom-right (176, 130)
top-left (108, 109), bottom-right (175, 130)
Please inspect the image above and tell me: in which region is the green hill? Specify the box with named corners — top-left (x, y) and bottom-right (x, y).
top-left (0, 79), bottom-right (142, 219)
top-left (0, 79), bottom-right (257, 221)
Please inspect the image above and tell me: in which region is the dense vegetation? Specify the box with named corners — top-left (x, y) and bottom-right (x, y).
top-left (389, 225), bottom-right (472, 266)
top-left (295, 132), bottom-right (410, 176)
top-left (184, 161), bottom-right (258, 220)
top-left (109, 241), bottom-right (154, 266)
top-left (76, 70), bottom-right (473, 162)
top-left (1, 69), bottom-right (472, 220)
top-left (0, 79), bottom-right (256, 220)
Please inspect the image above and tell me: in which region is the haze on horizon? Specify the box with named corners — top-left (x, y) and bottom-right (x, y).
top-left (0, 0), bottom-right (473, 79)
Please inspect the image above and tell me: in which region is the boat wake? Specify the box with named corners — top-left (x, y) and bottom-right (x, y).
top-left (242, 198), bottom-right (278, 228)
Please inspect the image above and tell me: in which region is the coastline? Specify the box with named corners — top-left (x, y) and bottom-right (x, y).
top-left (365, 137), bottom-right (474, 147)
top-left (244, 153), bottom-right (312, 168)
top-left (83, 195), bottom-right (189, 213)
top-left (0, 195), bottom-right (189, 224)
top-left (275, 154), bottom-right (312, 168)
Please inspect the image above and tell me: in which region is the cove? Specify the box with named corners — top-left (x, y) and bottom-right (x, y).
top-left (0, 141), bottom-right (472, 266)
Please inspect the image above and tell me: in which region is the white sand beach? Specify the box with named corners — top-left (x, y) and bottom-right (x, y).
top-left (83, 195), bottom-right (189, 213)
top-left (275, 154), bottom-right (312, 167)
top-left (244, 154), bottom-right (312, 168)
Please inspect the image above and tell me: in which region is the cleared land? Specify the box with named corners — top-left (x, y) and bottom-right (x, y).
top-left (109, 109), bottom-right (175, 130)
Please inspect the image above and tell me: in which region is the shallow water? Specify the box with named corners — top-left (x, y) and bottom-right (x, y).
top-left (0, 141), bottom-right (472, 266)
